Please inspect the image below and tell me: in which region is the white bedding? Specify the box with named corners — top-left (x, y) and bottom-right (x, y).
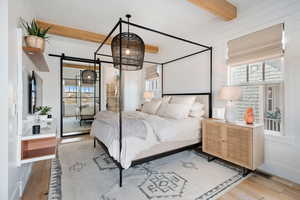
top-left (90, 111), bottom-right (202, 168)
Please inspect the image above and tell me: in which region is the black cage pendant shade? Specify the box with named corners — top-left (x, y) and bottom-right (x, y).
top-left (111, 15), bottom-right (145, 71)
top-left (81, 69), bottom-right (97, 84)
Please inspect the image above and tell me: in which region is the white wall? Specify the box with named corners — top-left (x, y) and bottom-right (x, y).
top-left (0, 0), bottom-right (9, 199)
top-left (163, 51), bottom-right (211, 94)
top-left (6, 0), bottom-right (38, 199)
top-left (200, 1), bottom-right (300, 183)
top-left (158, 0), bottom-right (300, 184)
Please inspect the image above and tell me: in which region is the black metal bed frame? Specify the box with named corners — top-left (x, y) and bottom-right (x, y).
top-left (92, 17), bottom-right (213, 187)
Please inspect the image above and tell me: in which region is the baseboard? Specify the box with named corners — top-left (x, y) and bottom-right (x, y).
top-left (256, 169), bottom-right (300, 188)
top-left (9, 186), bottom-right (19, 200)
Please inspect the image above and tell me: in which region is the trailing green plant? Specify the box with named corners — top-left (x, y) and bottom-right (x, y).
top-left (21, 18), bottom-right (51, 39)
top-left (35, 106), bottom-right (52, 115)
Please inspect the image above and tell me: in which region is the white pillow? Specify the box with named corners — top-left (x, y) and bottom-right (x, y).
top-left (157, 103), bottom-right (191, 119)
top-left (189, 103), bottom-right (205, 118)
top-left (142, 100), bottom-right (161, 114)
top-left (152, 96), bottom-right (171, 104)
top-left (156, 103), bottom-right (168, 116)
top-left (170, 96), bottom-right (196, 105)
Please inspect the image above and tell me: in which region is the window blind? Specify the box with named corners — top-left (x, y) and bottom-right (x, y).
top-left (227, 23), bottom-right (284, 66)
top-left (145, 65), bottom-right (159, 80)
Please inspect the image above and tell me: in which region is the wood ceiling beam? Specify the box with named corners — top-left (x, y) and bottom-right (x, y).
top-left (63, 63), bottom-right (99, 70)
top-left (36, 20), bottom-right (159, 54)
top-left (187, 0), bottom-right (237, 21)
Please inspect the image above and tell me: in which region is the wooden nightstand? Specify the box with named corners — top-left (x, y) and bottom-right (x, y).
top-left (202, 119), bottom-right (264, 175)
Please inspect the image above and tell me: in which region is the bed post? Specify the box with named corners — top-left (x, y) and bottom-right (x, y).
top-left (209, 47), bottom-right (213, 118)
top-left (161, 64), bottom-right (164, 97)
top-left (118, 18), bottom-right (123, 187)
top-left (98, 58), bottom-right (101, 112)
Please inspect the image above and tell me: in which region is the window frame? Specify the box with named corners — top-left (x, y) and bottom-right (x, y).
top-left (228, 58), bottom-right (284, 135)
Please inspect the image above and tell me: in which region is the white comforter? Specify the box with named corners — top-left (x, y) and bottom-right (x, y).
top-left (90, 111), bottom-right (201, 168)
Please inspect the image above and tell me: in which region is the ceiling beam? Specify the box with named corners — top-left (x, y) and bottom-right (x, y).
top-left (36, 20), bottom-right (159, 54)
top-left (187, 0), bottom-right (237, 21)
top-left (63, 63), bottom-right (99, 70)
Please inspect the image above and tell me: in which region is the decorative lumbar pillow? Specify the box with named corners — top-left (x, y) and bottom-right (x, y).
top-left (158, 103), bottom-right (191, 119)
top-left (162, 96), bottom-right (171, 104)
top-left (170, 96), bottom-right (196, 105)
top-left (189, 102), bottom-right (205, 118)
top-left (142, 100), bottom-right (162, 115)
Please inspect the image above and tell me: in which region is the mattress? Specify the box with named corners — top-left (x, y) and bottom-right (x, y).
top-left (91, 111), bottom-right (203, 168)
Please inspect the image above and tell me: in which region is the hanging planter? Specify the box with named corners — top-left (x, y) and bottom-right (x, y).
top-left (21, 19), bottom-right (51, 51)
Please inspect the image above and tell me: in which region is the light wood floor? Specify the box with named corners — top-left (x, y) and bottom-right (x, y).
top-left (22, 136), bottom-right (300, 200)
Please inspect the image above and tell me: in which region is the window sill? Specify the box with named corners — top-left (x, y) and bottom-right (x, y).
top-left (264, 130), bottom-right (282, 137)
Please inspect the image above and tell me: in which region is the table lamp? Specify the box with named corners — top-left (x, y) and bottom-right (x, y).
top-left (144, 91), bottom-right (154, 102)
top-left (219, 86), bottom-right (241, 122)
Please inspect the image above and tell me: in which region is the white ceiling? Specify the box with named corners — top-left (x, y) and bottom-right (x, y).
top-left (28, 0), bottom-right (264, 60)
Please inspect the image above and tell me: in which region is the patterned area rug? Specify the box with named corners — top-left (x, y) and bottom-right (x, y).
top-left (49, 140), bottom-right (245, 200)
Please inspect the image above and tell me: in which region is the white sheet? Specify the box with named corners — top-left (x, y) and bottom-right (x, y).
top-left (90, 111), bottom-right (202, 168)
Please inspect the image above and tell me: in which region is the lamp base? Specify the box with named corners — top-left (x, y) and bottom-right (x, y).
top-left (224, 101), bottom-right (237, 123)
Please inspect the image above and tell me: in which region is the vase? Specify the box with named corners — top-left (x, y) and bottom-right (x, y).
top-left (25, 35), bottom-right (45, 51)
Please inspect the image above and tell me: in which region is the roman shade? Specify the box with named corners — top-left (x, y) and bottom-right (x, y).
top-left (145, 65), bottom-right (159, 80)
top-left (227, 23), bottom-right (284, 66)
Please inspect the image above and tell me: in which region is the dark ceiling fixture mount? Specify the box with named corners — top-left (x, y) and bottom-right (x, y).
top-left (111, 14), bottom-right (145, 71)
top-left (81, 65), bottom-right (97, 84)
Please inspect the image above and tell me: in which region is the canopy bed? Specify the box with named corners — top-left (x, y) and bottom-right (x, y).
top-left (91, 15), bottom-right (213, 187)
top-left (50, 15), bottom-right (213, 186)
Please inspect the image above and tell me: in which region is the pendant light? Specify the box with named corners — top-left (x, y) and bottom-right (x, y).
top-left (81, 65), bottom-right (97, 84)
top-left (111, 14), bottom-right (145, 71)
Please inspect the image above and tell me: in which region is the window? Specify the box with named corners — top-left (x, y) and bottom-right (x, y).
top-left (145, 65), bottom-right (161, 98)
top-left (229, 58), bottom-right (283, 134)
top-left (145, 79), bottom-right (159, 91)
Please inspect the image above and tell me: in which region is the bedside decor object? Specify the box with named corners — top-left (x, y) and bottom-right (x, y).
top-left (244, 107), bottom-right (254, 124)
top-left (219, 86), bottom-right (241, 122)
top-left (32, 125), bottom-right (41, 135)
top-left (111, 14), bottom-right (145, 71)
top-left (143, 91), bottom-right (154, 102)
top-left (21, 18), bottom-right (51, 51)
top-left (36, 106), bottom-right (52, 121)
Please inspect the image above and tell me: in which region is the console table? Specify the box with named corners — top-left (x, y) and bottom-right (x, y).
top-left (202, 119), bottom-right (264, 175)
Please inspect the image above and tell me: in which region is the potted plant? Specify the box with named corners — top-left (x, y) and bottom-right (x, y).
top-left (36, 106), bottom-right (52, 121)
top-left (21, 19), bottom-right (51, 51)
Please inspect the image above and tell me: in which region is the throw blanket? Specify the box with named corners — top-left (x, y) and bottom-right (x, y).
top-left (94, 111), bottom-right (147, 140)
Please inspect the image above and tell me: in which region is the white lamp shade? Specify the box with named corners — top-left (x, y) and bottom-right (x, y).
top-left (219, 86), bottom-right (241, 101)
top-left (144, 91), bottom-right (154, 100)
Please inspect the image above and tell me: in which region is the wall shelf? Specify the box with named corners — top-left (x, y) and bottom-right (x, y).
top-left (19, 120), bottom-right (57, 166)
top-left (23, 46), bottom-right (49, 72)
